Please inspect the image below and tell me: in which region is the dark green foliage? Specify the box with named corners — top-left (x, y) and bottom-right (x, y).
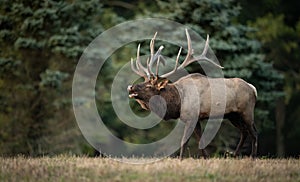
top-left (0, 0), bottom-right (105, 155)
top-left (40, 69), bottom-right (69, 89)
top-left (248, 12), bottom-right (300, 156)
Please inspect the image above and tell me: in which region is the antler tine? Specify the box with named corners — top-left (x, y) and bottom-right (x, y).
top-left (131, 58), bottom-right (148, 80)
top-left (178, 29), bottom-right (223, 69)
top-left (131, 58), bottom-right (139, 75)
top-left (150, 32), bottom-right (158, 59)
top-left (155, 55), bottom-right (161, 77)
top-left (151, 45), bottom-right (164, 67)
top-left (146, 57), bottom-right (152, 78)
top-left (147, 32), bottom-right (158, 77)
top-left (135, 44), bottom-right (141, 70)
top-left (201, 34), bottom-right (209, 56)
top-left (177, 29), bottom-right (194, 70)
top-left (160, 47), bottom-right (182, 78)
top-left (192, 35), bottom-right (224, 69)
top-left (136, 43), bottom-right (150, 78)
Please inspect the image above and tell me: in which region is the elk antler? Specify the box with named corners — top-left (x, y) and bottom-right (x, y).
top-left (131, 32), bottom-right (165, 80)
top-left (160, 29), bottom-right (223, 78)
top-left (131, 29), bottom-right (222, 80)
top-left (159, 47), bottom-right (182, 78)
top-left (131, 43), bottom-right (149, 81)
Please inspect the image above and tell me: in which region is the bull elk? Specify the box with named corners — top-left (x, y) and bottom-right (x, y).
top-left (127, 29), bottom-right (258, 159)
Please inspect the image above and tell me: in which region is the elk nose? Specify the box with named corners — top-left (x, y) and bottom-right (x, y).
top-left (127, 85), bottom-right (133, 92)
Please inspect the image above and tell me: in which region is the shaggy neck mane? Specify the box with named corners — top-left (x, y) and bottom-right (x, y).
top-left (158, 84), bottom-right (181, 120)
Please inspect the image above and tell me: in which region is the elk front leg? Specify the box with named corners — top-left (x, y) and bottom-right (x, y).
top-left (180, 122), bottom-right (195, 160)
top-left (179, 135), bottom-right (190, 160)
top-left (194, 122), bottom-right (208, 158)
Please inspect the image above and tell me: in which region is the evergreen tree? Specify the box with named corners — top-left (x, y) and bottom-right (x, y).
top-left (248, 13), bottom-right (300, 157)
top-left (0, 0), bottom-right (105, 155)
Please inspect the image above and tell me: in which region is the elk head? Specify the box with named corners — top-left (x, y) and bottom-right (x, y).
top-left (127, 29), bottom-right (223, 110)
top-left (127, 77), bottom-right (169, 110)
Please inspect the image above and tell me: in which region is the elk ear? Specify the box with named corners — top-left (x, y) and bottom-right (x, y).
top-left (157, 79), bottom-right (169, 90)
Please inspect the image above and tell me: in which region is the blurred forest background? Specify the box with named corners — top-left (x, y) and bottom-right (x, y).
top-left (0, 0), bottom-right (299, 157)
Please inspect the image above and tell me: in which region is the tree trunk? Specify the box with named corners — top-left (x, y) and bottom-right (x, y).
top-left (276, 98), bottom-right (285, 157)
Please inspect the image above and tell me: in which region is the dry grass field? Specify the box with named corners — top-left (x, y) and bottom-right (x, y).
top-left (0, 156), bottom-right (299, 182)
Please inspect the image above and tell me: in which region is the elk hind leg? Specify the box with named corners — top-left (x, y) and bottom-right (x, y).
top-left (248, 123), bottom-right (258, 158)
top-left (234, 130), bottom-right (248, 157)
top-left (228, 113), bottom-right (248, 157)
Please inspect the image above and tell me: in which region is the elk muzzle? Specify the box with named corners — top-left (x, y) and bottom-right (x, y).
top-left (127, 85), bottom-right (138, 98)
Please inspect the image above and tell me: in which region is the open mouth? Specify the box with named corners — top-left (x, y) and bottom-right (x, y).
top-left (129, 93), bottom-right (138, 98)
top-left (127, 85), bottom-right (138, 98)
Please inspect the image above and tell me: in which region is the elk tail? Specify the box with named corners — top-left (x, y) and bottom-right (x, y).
top-left (247, 83), bottom-right (257, 98)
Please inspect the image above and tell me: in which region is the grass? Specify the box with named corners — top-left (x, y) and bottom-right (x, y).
top-left (0, 156), bottom-right (299, 182)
